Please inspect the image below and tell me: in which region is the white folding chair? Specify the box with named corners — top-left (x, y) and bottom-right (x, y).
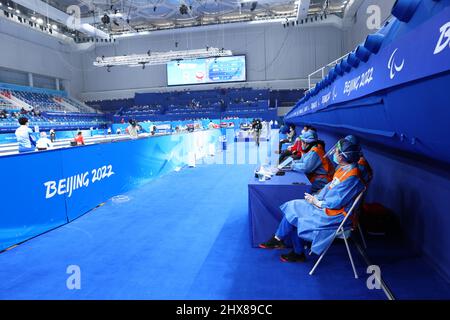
top-left (309, 188), bottom-right (366, 279)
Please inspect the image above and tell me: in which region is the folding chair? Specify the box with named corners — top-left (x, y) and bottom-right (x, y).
top-left (353, 199), bottom-right (368, 250)
top-left (309, 188), bottom-right (366, 279)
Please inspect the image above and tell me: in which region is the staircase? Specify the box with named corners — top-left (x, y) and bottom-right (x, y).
top-left (0, 92), bottom-right (33, 111)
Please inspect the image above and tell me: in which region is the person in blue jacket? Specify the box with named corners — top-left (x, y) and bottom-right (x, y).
top-left (259, 138), bottom-right (365, 263)
top-left (291, 130), bottom-right (334, 194)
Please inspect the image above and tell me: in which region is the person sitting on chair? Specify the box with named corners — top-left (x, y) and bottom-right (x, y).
top-left (259, 138), bottom-right (364, 263)
top-left (74, 131), bottom-right (85, 145)
top-left (291, 130), bottom-right (335, 194)
top-left (279, 136), bottom-right (302, 163)
top-left (278, 124), bottom-right (296, 153)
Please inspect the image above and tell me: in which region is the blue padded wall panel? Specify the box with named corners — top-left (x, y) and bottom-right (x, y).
top-left (0, 151), bottom-right (68, 250)
top-left (288, 71), bottom-right (450, 164)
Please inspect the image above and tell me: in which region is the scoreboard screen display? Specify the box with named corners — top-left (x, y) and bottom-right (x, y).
top-left (167, 55), bottom-right (246, 86)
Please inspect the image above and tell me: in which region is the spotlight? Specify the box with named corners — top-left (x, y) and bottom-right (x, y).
top-left (101, 14), bottom-right (110, 24)
top-left (179, 4), bottom-right (188, 15)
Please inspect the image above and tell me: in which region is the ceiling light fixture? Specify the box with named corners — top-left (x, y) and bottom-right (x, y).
top-left (94, 47), bottom-right (233, 68)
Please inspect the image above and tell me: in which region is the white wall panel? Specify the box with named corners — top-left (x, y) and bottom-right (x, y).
top-left (80, 24), bottom-right (344, 99)
top-left (0, 18), bottom-right (83, 98)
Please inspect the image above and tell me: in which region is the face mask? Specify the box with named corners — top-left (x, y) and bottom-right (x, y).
top-left (333, 153), bottom-right (340, 164)
top-left (302, 142), bottom-right (308, 151)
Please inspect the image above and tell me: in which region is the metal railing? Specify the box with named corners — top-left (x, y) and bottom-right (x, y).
top-left (307, 52), bottom-right (351, 91)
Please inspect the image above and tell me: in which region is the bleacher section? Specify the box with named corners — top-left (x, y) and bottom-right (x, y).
top-left (86, 88), bottom-right (297, 122)
top-left (0, 83), bottom-right (107, 133)
top-left (11, 90), bottom-right (63, 112)
top-left (0, 82), bottom-right (100, 114)
top-left (0, 110), bottom-right (108, 133)
top-left (0, 96), bottom-right (14, 109)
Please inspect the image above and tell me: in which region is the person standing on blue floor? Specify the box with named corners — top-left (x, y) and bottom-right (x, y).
top-left (251, 119), bottom-right (263, 147)
top-left (291, 130), bottom-right (335, 194)
top-left (259, 138), bottom-right (364, 263)
top-left (15, 117), bottom-right (36, 153)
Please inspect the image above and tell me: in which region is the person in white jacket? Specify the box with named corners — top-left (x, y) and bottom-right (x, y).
top-left (36, 132), bottom-right (53, 151)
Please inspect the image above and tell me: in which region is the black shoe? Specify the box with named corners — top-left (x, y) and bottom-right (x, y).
top-left (259, 236), bottom-right (286, 249)
top-left (280, 251), bottom-right (306, 263)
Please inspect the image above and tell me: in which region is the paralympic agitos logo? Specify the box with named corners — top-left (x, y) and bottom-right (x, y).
top-left (434, 22), bottom-right (450, 55)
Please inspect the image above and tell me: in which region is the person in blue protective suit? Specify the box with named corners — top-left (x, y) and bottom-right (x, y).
top-left (259, 138), bottom-right (365, 262)
top-left (327, 135), bottom-right (373, 185)
top-left (291, 130), bottom-right (335, 194)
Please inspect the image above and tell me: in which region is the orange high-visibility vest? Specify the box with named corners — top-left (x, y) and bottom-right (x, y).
top-left (358, 156), bottom-right (373, 184)
top-left (325, 166), bottom-right (361, 217)
top-left (306, 145), bottom-right (335, 183)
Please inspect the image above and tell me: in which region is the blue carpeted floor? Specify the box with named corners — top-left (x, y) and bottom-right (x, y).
top-left (362, 234), bottom-right (450, 300)
top-left (0, 144), bottom-right (387, 299)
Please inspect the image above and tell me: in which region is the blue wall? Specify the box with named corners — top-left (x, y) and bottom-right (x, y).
top-left (0, 130), bottom-right (221, 251)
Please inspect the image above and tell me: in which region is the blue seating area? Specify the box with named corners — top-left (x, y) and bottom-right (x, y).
top-left (0, 109), bottom-right (108, 133)
top-left (87, 88), bottom-right (289, 122)
top-left (0, 96), bottom-right (13, 109)
top-left (64, 97), bottom-right (98, 113)
top-left (9, 90), bottom-right (64, 112)
top-left (0, 82), bottom-right (99, 114)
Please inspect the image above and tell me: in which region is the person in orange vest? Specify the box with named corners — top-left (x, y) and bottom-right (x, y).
top-left (291, 130), bottom-right (335, 194)
top-left (259, 138), bottom-right (364, 263)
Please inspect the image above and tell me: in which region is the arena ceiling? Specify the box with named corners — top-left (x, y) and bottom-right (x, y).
top-left (1, 0), bottom-right (351, 39)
